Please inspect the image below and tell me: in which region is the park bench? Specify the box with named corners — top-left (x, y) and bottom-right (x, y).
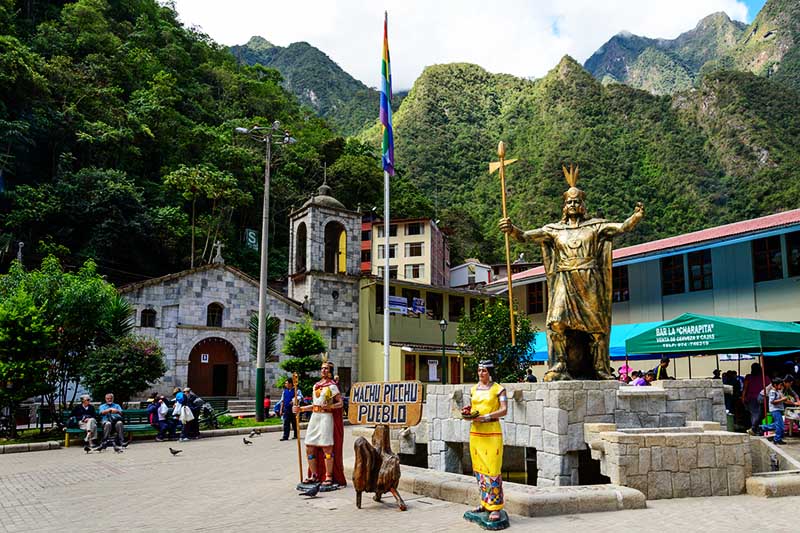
top-left (62, 408), bottom-right (154, 447)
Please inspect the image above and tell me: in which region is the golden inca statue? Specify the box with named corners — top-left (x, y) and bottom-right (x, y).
top-left (499, 164), bottom-right (644, 381)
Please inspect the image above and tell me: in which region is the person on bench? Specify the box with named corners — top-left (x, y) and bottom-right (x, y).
top-left (72, 394), bottom-right (98, 446)
top-left (99, 393), bottom-right (125, 446)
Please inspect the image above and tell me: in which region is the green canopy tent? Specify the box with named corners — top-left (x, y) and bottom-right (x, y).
top-left (626, 312), bottom-right (800, 420)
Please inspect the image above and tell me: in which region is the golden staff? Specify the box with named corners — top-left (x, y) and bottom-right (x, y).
top-left (489, 141), bottom-right (518, 345)
top-left (293, 371), bottom-right (303, 483)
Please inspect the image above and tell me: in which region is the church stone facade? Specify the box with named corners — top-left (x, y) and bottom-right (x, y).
top-left (120, 184), bottom-right (362, 398)
top-left (120, 263), bottom-right (308, 397)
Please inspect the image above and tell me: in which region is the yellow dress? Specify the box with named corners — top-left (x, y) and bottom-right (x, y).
top-left (469, 381), bottom-right (505, 511)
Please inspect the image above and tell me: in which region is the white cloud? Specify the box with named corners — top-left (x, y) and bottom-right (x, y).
top-left (170, 0), bottom-right (751, 90)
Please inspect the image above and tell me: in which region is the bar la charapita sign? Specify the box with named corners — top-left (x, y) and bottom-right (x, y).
top-left (348, 381), bottom-right (423, 427)
top-left (654, 323), bottom-right (715, 350)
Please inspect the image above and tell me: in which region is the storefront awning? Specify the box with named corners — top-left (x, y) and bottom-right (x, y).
top-left (625, 313), bottom-right (800, 356)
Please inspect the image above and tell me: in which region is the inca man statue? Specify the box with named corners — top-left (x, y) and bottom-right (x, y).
top-left (499, 165), bottom-right (644, 381)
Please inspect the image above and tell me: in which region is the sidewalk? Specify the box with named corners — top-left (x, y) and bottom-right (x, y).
top-left (1, 427), bottom-right (799, 532)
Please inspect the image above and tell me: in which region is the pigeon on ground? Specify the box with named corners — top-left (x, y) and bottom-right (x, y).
top-left (298, 483), bottom-right (321, 497)
top-left (169, 447), bottom-right (182, 456)
top-left (112, 443), bottom-right (123, 453)
top-left (84, 445), bottom-right (91, 454)
top-left (243, 437), bottom-right (253, 445)
top-left (248, 429), bottom-right (262, 438)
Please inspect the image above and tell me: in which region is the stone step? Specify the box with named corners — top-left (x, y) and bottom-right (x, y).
top-left (343, 462), bottom-right (645, 517)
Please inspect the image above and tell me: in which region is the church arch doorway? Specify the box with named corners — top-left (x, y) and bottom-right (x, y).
top-left (187, 337), bottom-right (238, 397)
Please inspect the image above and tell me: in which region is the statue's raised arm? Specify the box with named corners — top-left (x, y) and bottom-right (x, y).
top-left (599, 202), bottom-right (645, 239)
top-left (498, 217), bottom-right (550, 243)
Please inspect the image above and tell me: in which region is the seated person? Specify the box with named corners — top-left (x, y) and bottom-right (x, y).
top-left (783, 375), bottom-right (799, 405)
top-left (155, 395), bottom-right (176, 441)
top-left (72, 394), bottom-right (98, 445)
top-left (633, 371), bottom-right (655, 386)
top-left (98, 393), bottom-right (125, 446)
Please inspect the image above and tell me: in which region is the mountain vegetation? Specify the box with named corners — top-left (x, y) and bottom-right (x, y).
top-left (231, 36), bottom-right (406, 136)
top-left (585, 0), bottom-right (800, 95)
top-left (1, 0), bottom-right (798, 281)
top-left (0, 0), bottom-right (429, 282)
top-left (363, 55), bottom-right (800, 265)
top-left (585, 12), bottom-right (747, 94)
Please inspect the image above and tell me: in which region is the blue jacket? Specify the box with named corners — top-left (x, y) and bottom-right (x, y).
top-left (280, 388), bottom-right (298, 417)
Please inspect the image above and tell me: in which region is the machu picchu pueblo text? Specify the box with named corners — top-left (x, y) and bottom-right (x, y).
top-left (348, 381), bottom-right (423, 427)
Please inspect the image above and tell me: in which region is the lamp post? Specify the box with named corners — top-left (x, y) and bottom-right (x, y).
top-left (439, 319), bottom-right (448, 385)
top-left (236, 122), bottom-right (296, 421)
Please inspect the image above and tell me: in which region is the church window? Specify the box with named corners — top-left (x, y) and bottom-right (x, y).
top-left (207, 303), bottom-right (224, 327)
top-left (324, 221), bottom-right (347, 273)
top-left (140, 308), bottom-right (157, 328)
top-left (295, 222), bottom-right (307, 273)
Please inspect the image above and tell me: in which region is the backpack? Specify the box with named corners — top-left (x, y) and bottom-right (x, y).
top-left (192, 395), bottom-right (205, 409)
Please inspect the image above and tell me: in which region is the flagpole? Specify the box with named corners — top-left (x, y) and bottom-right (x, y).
top-left (384, 170), bottom-right (390, 381)
top-left (381, 11), bottom-right (393, 381)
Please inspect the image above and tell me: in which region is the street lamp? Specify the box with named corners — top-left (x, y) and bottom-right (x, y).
top-left (236, 121), bottom-right (296, 421)
top-left (439, 319), bottom-right (448, 384)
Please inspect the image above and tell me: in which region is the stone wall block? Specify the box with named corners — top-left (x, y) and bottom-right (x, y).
top-left (615, 410), bottom-right (642, 428)
top-left (604, 390), bottom-right (618, 412)
top-left (665, 435), bottom-right (697, 448)
top-left (626, 474), bottom-right (648, 497)
top-left (513, 400), bottom-right (528, 425)
top-left (586, 390), bottom-right (606, 415)
top-left (650, 446), bottom-right (663, 470)
top-left (678, 447), bottom-right (697, 472)
top-left (526, 400), bottom-right (544, 427)
top-left (710, 467), bottom-right (729, 496)
top-left (696, 398), bottom-right (713, 421)
top-left (550, 390), bottom-right (574, 411)
top-left (661, 447), bottom-right (678, 472)
top-left (712, 405), bottom-right (726, 424)
top-left (429, 440), bottom-right (445, 454)
top-left (542, 430), bottom-right (569, 454)
top-left (567, 423), bottom-right (585, 452)
top-left (543, 407), bottom-right (569, 435)
top-left (638, 448), bottom-right (651, 474)
top-left (648, 471), bottom-right (673, 499)
top-left (433, 419), bottom-right (442, 441)
top-left (569, 391), bottom-right (587, 423)
top-left (658, 413), bottom-right (686, 427)
top-left (516, 423), bottom-right (529, 448)
top-left (672, 472), bottom-right (691, 498)
top-left (436, 396), bottom-right (451, 419)
top-left (697, 443), bottom-right (716, 468)
top-left (727, 465), bottom-right (746, 494)
top-left (690, 468), bottom-right (711, 497)
top-left (529, 426), bottom-right (543, 450)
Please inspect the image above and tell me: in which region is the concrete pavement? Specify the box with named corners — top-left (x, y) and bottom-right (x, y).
top-left (0, 427), bottom-right (797, 532)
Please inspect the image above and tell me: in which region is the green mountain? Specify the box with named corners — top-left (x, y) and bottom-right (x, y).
top-left (585, 12), bottom-right (747, 94)
top-left (727, 0), bottom-right (800, 91)
top-left (231, 36), bottom-right (386, 136)
top-left (363, 56), bottom-right (800, 265)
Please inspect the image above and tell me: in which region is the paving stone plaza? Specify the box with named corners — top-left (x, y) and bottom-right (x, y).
top-left (1, 428), bottom-right (799, 533)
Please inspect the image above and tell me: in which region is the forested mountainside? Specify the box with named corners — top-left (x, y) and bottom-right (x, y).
top-left (0, 0), bottom-right (427, 282)
top-left (584, 0), bottom-right (800, 95)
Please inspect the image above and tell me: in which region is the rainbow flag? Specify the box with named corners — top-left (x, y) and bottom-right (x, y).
top-left (380, 12), bottom-right (395, 176)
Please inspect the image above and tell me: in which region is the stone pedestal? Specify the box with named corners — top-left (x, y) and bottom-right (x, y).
top-left (416, 380), bottom-right (728, 487)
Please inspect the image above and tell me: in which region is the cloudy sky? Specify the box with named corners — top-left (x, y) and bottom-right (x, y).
top-left (171, 0), bottom-right (766, 91)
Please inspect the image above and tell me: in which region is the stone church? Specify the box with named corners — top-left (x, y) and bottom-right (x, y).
top-left (120, 183), bottom-right (361, 398)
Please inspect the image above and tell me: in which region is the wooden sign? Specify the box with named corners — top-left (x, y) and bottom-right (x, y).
top-left (348, 381), bottom-right (423, 427)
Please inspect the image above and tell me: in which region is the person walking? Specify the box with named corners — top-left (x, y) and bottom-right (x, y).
top-left (279, 380), bottom-right (300, 441)
top-left (743, 363), bottom-right (769, 435)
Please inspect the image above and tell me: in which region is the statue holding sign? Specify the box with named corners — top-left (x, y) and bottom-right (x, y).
top-left (461, 360), bottom-right (509, 529)
top-left (499, 164), bottom-right (644, 381)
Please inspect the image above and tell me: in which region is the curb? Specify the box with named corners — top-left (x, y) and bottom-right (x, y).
top-left (199, 423), bottom-right (308, 438)
top-left (0, 441), bottom-right (62, 454)
top-left (344, 463), bottom-right (646, 517)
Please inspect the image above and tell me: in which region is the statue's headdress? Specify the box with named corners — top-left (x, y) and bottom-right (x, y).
top-left (562, 164), bottom-right (585, 201)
